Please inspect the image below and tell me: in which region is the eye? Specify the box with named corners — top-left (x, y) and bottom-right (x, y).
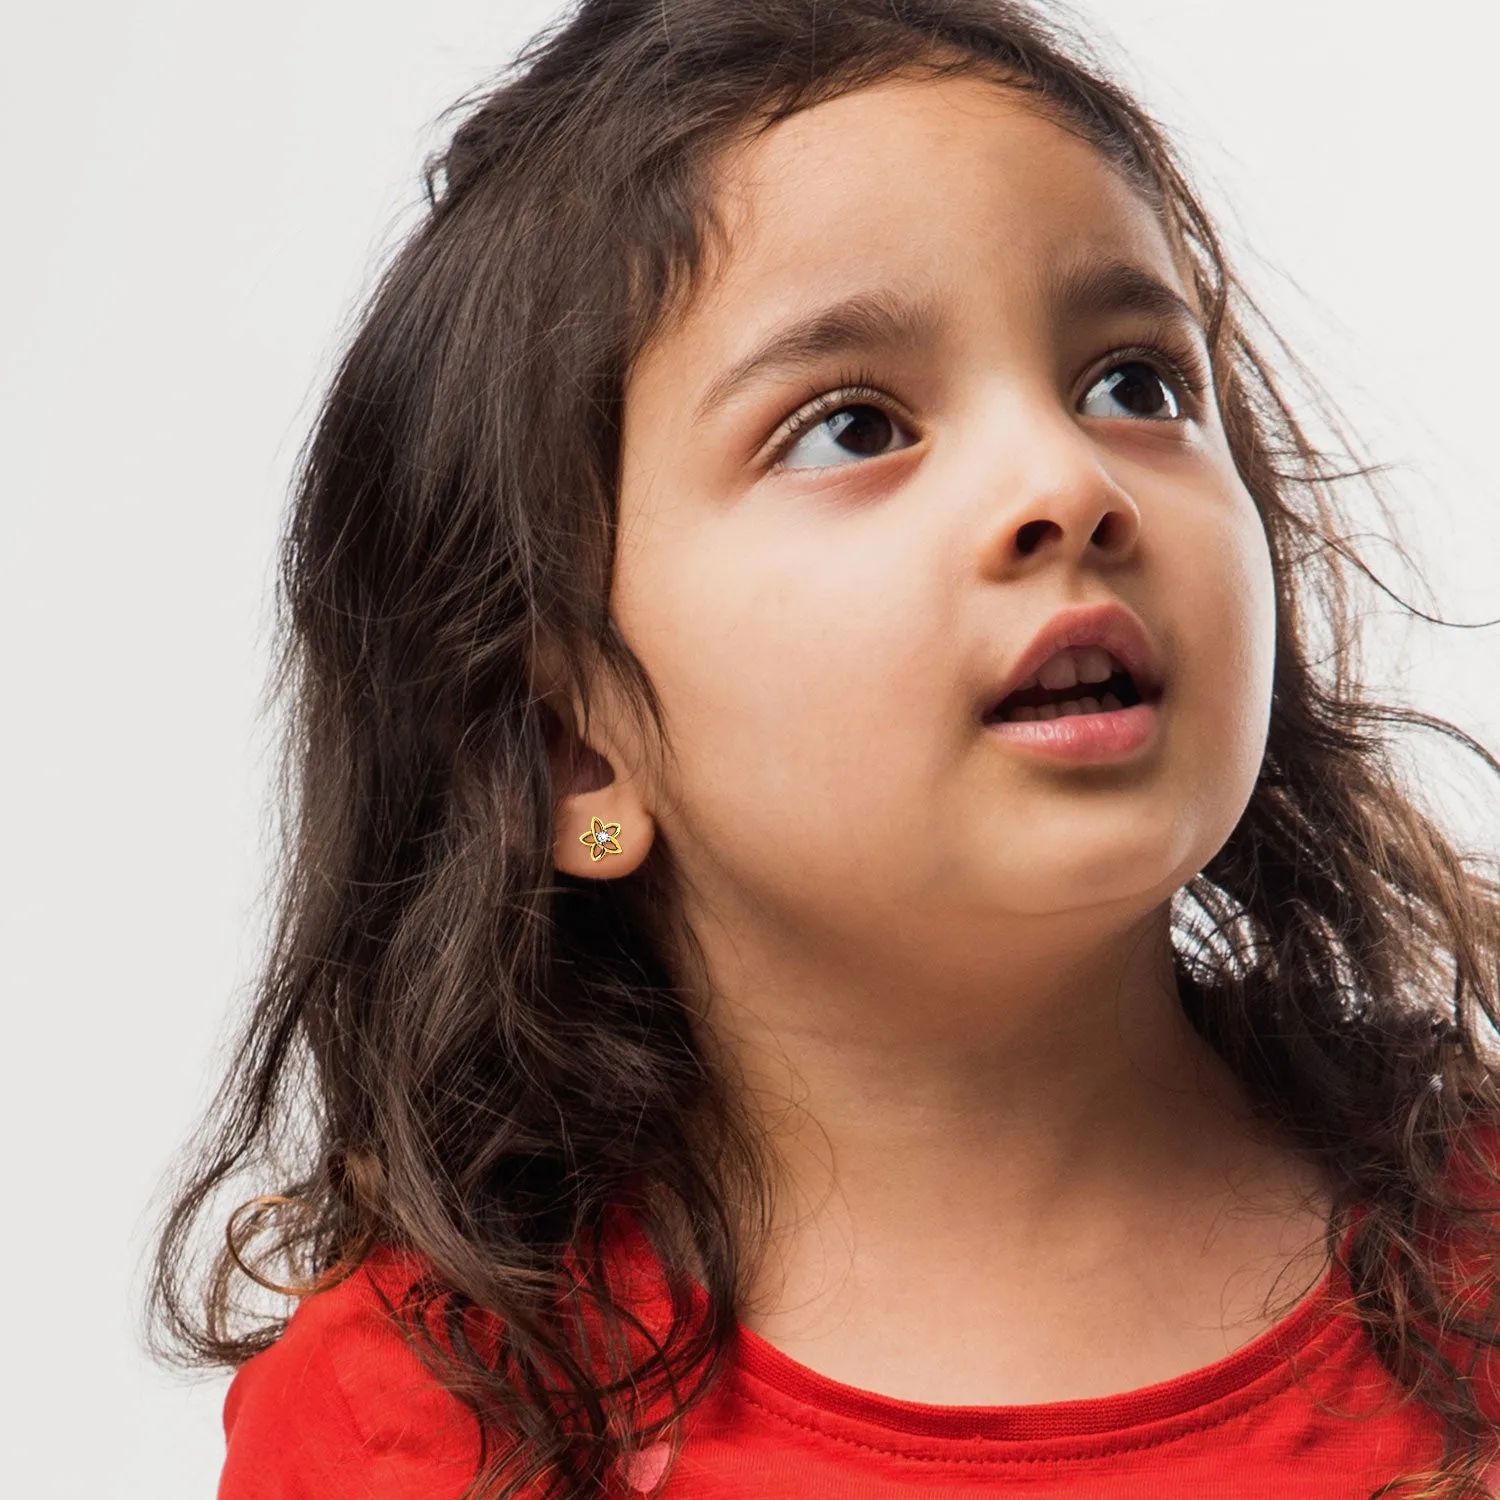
top-left (1078, 360), bottom-right (1183, 421)
top-left (779, 402), bottom-right (916, 470)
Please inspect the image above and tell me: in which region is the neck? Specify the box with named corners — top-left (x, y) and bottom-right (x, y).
top-left (678, 896), bottom-right (1332, 1396)
top-left (693, 901), bottom-right (1230, 1192)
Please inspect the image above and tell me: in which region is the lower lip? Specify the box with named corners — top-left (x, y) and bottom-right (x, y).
top-left (983, 702), bottom-right (1159, 761)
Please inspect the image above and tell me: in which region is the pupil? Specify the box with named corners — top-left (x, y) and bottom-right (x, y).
top-left (1109, 364), bottom-right (1166, 416)
top-left (828, 405), bottom-right (893, 455)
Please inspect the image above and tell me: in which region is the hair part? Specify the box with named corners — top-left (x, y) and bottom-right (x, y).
top-left (151, 3), bottom-right (1500, 1497)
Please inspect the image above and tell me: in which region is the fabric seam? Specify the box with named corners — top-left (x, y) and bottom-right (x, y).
top-left (726, 1315), bottom-right (1365, 1465)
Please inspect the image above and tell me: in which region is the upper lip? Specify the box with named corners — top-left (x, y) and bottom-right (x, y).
top-left (980, 601), bottom-right (1163, 718)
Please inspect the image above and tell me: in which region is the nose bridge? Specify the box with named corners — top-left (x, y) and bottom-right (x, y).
top-left (974, 385), bottom-right (1141, 574)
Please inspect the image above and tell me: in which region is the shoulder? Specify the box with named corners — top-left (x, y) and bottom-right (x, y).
top-left (218, 1249), bottom-right (482, 1500)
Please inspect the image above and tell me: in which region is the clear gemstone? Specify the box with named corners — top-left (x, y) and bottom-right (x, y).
top-left (595, 830), bottom-right (611, 844)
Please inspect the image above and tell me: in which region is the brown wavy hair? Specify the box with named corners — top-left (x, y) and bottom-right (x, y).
top-left (150, 1), bottom-right (1500, 1496)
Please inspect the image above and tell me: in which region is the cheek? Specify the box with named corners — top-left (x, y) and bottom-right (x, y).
top-left (1172, 489), bottom-right (1277, 839)
top-left (615, 510), bottom-right (954, 874)
top-left (1221, 502), bottom-right (1277, 739)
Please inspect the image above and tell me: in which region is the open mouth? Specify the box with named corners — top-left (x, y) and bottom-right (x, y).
top-left (981, 646), bottom-right (1154, 725)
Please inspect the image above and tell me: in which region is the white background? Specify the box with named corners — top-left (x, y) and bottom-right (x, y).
top-left (3, 2), bottom-right (1498, 1494)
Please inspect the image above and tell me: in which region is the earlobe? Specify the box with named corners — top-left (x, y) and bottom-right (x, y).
top-left (537, 676), bottom-right (656, 878)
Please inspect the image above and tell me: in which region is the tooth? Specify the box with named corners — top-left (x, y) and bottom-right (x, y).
top-left (1077, 696), bottom-right (1101, 714)
top-left (1101, 692), bottom-right (1122, 710)
top-left (1009, 705), bottom-right (1038, 722)
top-left (1075, 647), bottom-right (1112, 685)
top-left (1037, 652), bottom-right (1079, 691)
top-left (1058, 701), bottom-right (1083, 717)
top-left (1035, 703), bottom-right (1061, 721)
top-left (1015, 672), bottom-right (1040, 691)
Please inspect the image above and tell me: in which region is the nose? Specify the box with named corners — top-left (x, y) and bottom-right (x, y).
top-left (976, 409), bottom-right (1142, 579)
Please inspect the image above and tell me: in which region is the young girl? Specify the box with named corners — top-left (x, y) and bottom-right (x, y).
top-left (153, 1), bottom-right (1500, 1496)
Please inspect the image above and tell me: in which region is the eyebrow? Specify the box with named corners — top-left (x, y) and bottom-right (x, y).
top-left (692, 289), bottom-right (940, 423)
top-left (1040, 254), bottom-right (1206, 337)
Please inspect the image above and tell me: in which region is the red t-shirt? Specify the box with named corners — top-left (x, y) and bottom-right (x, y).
top-left (218, 1208), bottom-right (1477, 1498)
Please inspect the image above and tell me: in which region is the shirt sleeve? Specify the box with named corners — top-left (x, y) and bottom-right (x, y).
top-left (218, 1275), bottom-right (485, 1500)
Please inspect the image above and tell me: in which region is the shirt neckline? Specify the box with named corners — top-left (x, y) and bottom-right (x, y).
top-left (726, 1251), bottom-right (1353, 1444)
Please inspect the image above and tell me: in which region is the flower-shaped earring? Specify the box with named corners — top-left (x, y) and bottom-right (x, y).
top-left (579, 815), bottom-right (623, 860)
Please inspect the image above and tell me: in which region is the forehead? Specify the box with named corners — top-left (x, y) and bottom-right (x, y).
top-left (640, 73), bottom-right (1186, 377)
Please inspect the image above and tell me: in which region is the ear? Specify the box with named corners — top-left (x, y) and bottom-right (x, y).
top-left (541, 690), bottom-right (657, 880)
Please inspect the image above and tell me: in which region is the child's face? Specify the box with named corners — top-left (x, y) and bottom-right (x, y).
top-left (606, 73), bottom-right (1274, 967)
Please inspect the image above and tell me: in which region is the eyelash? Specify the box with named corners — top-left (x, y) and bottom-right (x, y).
top-left (1103, 332), bottom-right (1210, 417)
top-left (765, 369), bottom-right (895, 466)
top-left (765, 334), bottom-right (1211, 468)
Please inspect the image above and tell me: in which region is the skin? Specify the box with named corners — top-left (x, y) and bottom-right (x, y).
top-left (547, 73), bottom-right (1332, 1403)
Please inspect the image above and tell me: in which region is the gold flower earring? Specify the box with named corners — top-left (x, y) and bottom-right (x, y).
top-left (580, 815), bottom-right (623, 860)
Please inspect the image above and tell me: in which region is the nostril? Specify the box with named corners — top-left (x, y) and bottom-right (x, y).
top-left (1091, 512), bottom-right (1127, 550)
top-left (1015, 519), bottom-right (1060, 556)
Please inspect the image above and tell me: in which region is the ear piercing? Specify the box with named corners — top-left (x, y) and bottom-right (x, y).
top-left (580, 815), bottom-right (623, 860)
